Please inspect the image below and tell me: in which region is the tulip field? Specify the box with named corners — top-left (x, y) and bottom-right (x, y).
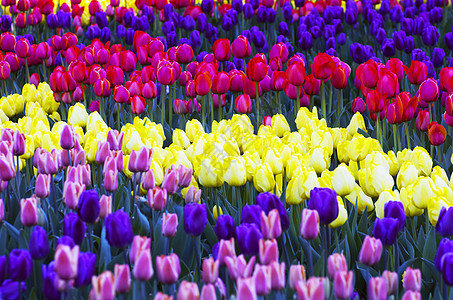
top-left (3, 0), bottom-right (453, 299)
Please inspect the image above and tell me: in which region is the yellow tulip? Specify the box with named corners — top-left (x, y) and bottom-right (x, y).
top-left (311, 129), bottom-right (333, 157)
top-left (346, 112), bottom-right (367, 136)
top-left (1, 95), bottom-right (17, 117)
top-left (186, 119), bottom-right (205, 143)
top-left (86, 112), bottom-right (108, 134)
top-left (213, 205), bottom-right (223, 220)
top-left (411, 177), bottom-right (437, 209)
top-left (37, 82), bottom-right (51, 102)
top-left (243, 151), bottom-right (260, 182)
top-left (331, 163), bottom-right (355, 197)
top-left (68, 103), bottom-right (89, 127)
top-left (223, 156), bottom-right (247, 187)
top-left (263, 148), bottom-right (283, 175)
top-left (0, 109), bottom-right (8, 125)
top-left (409, 147), bottom-right (432, 176)
top-left (329, 197), bottom-right (348, 228)
top-left (21, 134), bottom-right (35, 160)
top-left (40, 131), bottom-right (61, 152)
top-left (358, 164), bottom-right (394, 198)
top-left (286, 168), bottom-right (319, 205)
top-left (197, 158), bottom-right (224, 188)
top-left (319, 170), bottom-right (333, 189)
top-left (330, 127), bottom-right (349, 150)
top-left (123, 129), bottom-right (145, 155)
top-left (22, 83), bottom-right (39, 103)
top-left (396, 162), bottom-right (418, 190)
top-left (431, 166), bottom-right (449, 188)
top-left (271, 114), bottom-right (290, 137)
top-left (345, 184), bottom-right (374, 214)
top-left (348, 135), bottom-right (371, 162)
top-left (400, 185), bottom-right (424, 217)
top-left (253, 163), bottom-right (275, 193)
top-left (387, 150), bottom-right (399, 177)
top-left (427, 195), bottom-right (452, 226)
top-left (307, 147), bottom-right (330, 174)
top-left (41, 90), bottom-right (59, 114)
top-left (83, 132), bottom-right (99, 163)
top-left (285, 154), bottom-right (303, 180)
top-left (337, 140), bottom-right (350, 163)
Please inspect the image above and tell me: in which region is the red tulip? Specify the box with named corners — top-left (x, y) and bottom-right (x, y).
top-left (4, 52), bottom-right (20, 72)
top-left (141, 66), bottom-right (156, 82)
top-left (231, 35), bottom-right (251, 59)
top-left (131, 95), bottom-right (147, 114)
top-left (385, 58), bottom-right (404, 82)
top-left (61, 33), bottom-right (78, 51)
top-left (185, 80), bottom-right (196, 98)
top-left (0, 61), bottom-right (11, 80)
top-left (119, 50), bottom-right (137, 73)
top-left (15, 13), bottom-right (27, 29)
top-left (311, 53), bottom-right (336, 80)
top-left (196, 61), bottom-right (218, 78)
top-left (269, 56), bottom-right (282, 71)
top-left (15, 38), bottom-right (31, 58)
top-left (415, 110), bottom-right (429, 131)
top-left (39, 0), bottom-right (54, 14)
top-left (212, 39), bottom-right (231, 62)
top-left (178, 71), bottom-right (192, 86)
top-left (271, 71), bottom-right (287, 91)
top-left (440, 67), bottom-right (453, 92)
top-left (106, 65), bottom-right (124, 86)
top-left (331, 62), bottom-right (351, 90)
top-left (194, 71), bottom-right (212, 96)
top-left (269, 42), bottom-right (289, 64)
top-left (229, 69), bottom-right (246, 92)
top-left (376, 69), bottom-right (399, 98)
top-left (247, 54), bottom-right (267, 82)
top-left (157, 63), bottom-right (176, 86)
top-left (356, 59), bottom-right (379, 89)
top-left (175, 44), bottom-right (193, 64)
top-left (403, 60), bottom-right (428, 85)
top-left (283, 79), bottom-right (304, 100)
top-left (352, 97), bottom-right (366, 113)
top-left (444, 112), bottom-right (453, 126)
top-left (286, 58), bottom-right (306, 86)
top-left (419, 78), bottom-right (439, 103)
top-left (0, 32), bottom-right (16, 52)
top-left (366, 90), bottom-right (385, 113)
top-left (142, 81), bottom-right (157, 99)
top-left (235, 94), bottom-right (252, 113)
top-left (94, 78), bottom-right (111, 97)
top-left (244, 77), bottom-right (262, 98)
top-left (173, 99), bottom-right (185, 114)
top-left (428, 122), bottom-right (446, 145)
top-left (114, 85), bottom-right (129, 103)
top-left (446, 93), bottom-right (453, 116)
top-left (212, 71), bottom-right (230, 94)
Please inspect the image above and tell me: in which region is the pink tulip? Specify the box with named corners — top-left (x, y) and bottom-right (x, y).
top-left (237, 277), bottom-right (257, 300)
top-left (200, 284), bottom-right (216, 300)
top-left (402, 290), bottom-right (422, 300)
top-left (177, 164), bottom-right (192, 188)
top-left (259, 239), bottom-right (279, 265)
top-left (35, 173), bottom-right (51, 198)
top-left (270, 261), bottom-right (285, 290)
top-left (184, 186), bottom-right (201, 204)
top-left (156, 253), bottom-right (181, 284)
top-left (296, 277), bottom-right (325, 300)
top-left (20, 196), bottom-right (38, 226)
top-left (130, 236), bottom-right (151, 265)
top-left (217, 238), bottom-right (236, 266)
top-left (382, 270), bottom-right (398, 295)
top-left (55, 244), bottom-right (79, 280)
top-left (162, 213), bottom-right (178, 237)
top-left (99, 195), bottom-right (112, 218)
top-left (300, 209), bottom-right (320, 240)
top-left (91, 271), bottom-right (115, 300)
top-left (162, 166), bottom-right (179, 194)
top-left (202, 257), bottom-right (219, 284)
top-left (333, 271), bottom-right (354, 300)
top-left (260, 209), bottom-right (282, 240)
top-left (114, 264), bottom-right (131, 294)
top-left (63, 181), bottom-right (85, 210)
top-left (95, 141), bottom-right (110, 164)
top-left (403, 267), bottom-right (421, 292)
top-left (148, 187), bottom-right (167, 211)
top-left (128, 147), bottom-right (152, 173)
top-left (289, 265), bottom-right (306, 289)
top-left (60, 125), bottom-right (75, 150)
top-left (177, 280), bottom-right (199, 300)
top-left (368, 277), bottom-right (387, 300)
top-left (358, 236), bottom-right (383, 266)
top-left (104, 169), bottom-right (119, 192)
top-left (132, 249), bottom-right (153, 281)
top-left (142, 169), bottom-right (155, 190)
top-left (327, 253), bottom-right (348, 279)
top-left (225, 255), bottom-right (255, 280)
top-left (106, 130), bottom-right (124, 151)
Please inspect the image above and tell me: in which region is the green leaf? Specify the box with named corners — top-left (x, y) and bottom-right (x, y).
top-left (99, 226), bottom-right (111, 272)
top-left (4, 221), bottom-right (20, 243)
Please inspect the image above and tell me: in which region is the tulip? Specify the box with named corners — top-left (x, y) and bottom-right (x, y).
top-left (200, 284), bottom-right (216, 300)
top-left (247, 55), bottom-right (267, 83)
top-left (35, 173), bottom-right (51, 198)
top-left (382, 270), bottom-right (398, 295)
top-left (156, 254), bottom-right (180, 284)
top-left (20, 196), bottom-right (38, 227)
top-left (202, 258), bottom-right (219, 284)
top-left (287, 59), bottom-right (307, 86)
top-left (416, 110), bottom-right (430, 132)
top-left (237, 277), bottom-right (257, 300)
top-left (289, 265), bottom-right (306, 289)
top-left (91, 271), bottom-right (115, 300)
top-left (214, 215), bottom-right (235, 241)
top-left (130, 236), bottom-right (151, 266)
top-left (148, 187), bottom-right (167, 211)
top-left (0, 154), bottom-right (15, 181)
top-left (212, 39), bottom-right (231, 61)
top-left (402, 290), bottom-right (422, 300)
top-left (225, 254), bottom-right (255, 281)
top-left (104, 169), bottom-right (118, 193)
top-left (384, 201), bottom-right (406, 231)
top-left (403, 267), bottom-right (421, 291)
top-left (377, 69), bottom-right (399, 99)
top-left (63, 213), bottom-right (86, 245)
top-left (441, 253), bottom-right (453, 286)
top-left (217, 238), bottom-right (236, 266)
top-left (184, 186), bottom-right (202, 204)
top-left (77, 189), bottom-right (100, 224)
top-left (259, 239), bottom-right (278, 265)
top-left (55, 244), bottom-right (79, 280)
top-left (133, 248), bottom-right (153, 281)
top-left (419, 78), bottom-right (439, 103)
top-left (162, 213), bottom-right (178, 237)
top-left (63, 181), bottom-right (85, 210)
top-left (428, 122), bottom-right (447, 145)
top-left (194, 71), bottom-right (212, 96)
top-left (128, 147), bottom-right (152, 173)
top-left (235, 94), bottom-right (252, 113)
top-left (162, 166), bottom-right (179, 194)
top-left (75, 252), bottom-right (96, 287)
top-left (260, 209), bottom-right (282, 240)
top-left (114, 264), bottom-right (131, 294)
top-left (311, 53), bottom-right (336, 80)
top-left (29, 226), bottom-right (50, 260)
top-left (295, 277), bottom-right (325, 300)
top-left (177, 280), bottom-right (199, 300)
top-left (300, 209), bottom-right (320, 240)
top-left (15, 38), bottom-right (31, 58)
top-left (367, 276), bottom-right (388, 300)
top-left (236, 223), bottom-right (263, 256)
top-left (253, 264), bottom-right (271, 296)
top-left (334, 271), bottom-right (354, 299)
top-left (403, 60), bottom-right (428, 85)
top-left (308, 188), bottom-right (339, 225)
top-left (232, 35), bottom-right (251, 59)
top-left (359, 236), bottom-right (383, 266)
top-left (327, 253), bottom-right (348, 279)
top-left (8, 249), bottom-right (32, 282)
top-left (373, 217), bottom-right (400, 246)
top-left (105, 210), bottom-right (134, 248)
top-left (184, 203), bottom-right (207, 236)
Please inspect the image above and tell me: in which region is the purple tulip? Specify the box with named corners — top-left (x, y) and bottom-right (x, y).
top-left (42, 262), bottom-right (61, 300)
top-left (105, 209), bottom-right (134, 248)
top-left (75, 252), bottom-right (96, 287)
top-left (8, 249), bottom-right (32, 281)
top-left (436, 206), bottom-right (453, 237)
top-left (384, 201), bottom-right (406, 231)
top-left (241, 205), bottom-right (262, 229)
top-left (422, 26), bottom-right (440, 46)
top-left (77, 189), bottom-right (100, 224)
top-left (373, 217), bottom-right (399, 246)
top-left (184, 203), bottom-right (207, 236)
top-left (435, 238), bottom-right (453, 271)
top-left (236, 223), bottom-right (262, 256)
top-left (214, 215), bottom-right (235, 241)
top-left (29, 226), bottom-right (49, 260)
top-left (308, 188), bottom-right (338, 225)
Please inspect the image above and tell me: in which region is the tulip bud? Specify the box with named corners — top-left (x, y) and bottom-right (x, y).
top-left (334, 271), bottom-right (354, 300)
top-left (20, 196), bottom-right (39, 226)
top-left (260, 209), bottom-right (282, 240)
top-left (359, 235), bottom-right (383, 266)
top-left (60, 125), bottom-right (76, 150)
top-left (237, 277), bottom-right (257, 300)
top-left (295, 277), bottom-right (325, 300)
top-left (200, 284), bottom-right (216, 300)
top-left (35, 173), bottom-right (51, 198)
top-left (416, 110), bottom-right (430, 131)
top-left (184, 186), bottom-right (202, 204)
top-left (402, 290), bottom-right (422, 300)
top-left (235, 94), bottom-right (252, 113)
top-left (99, 195), bottom-right (112, 218)
top-left (177, 165), bottom-right (192, 188)
top-left (428, 121), bottom-right (447, 145)
top-left (55, 244), bottom-right (79, 280)
top-left (289, 265), bottom-right (306, 289)
top-left (162, 213), bottom-right (178, 237)
top-left (128, 147), bottom-right (152, 173)
top-left (217, 238), bottom-right (236, 266)
top-left (382, 270), bottom-right (398, 295)
top-left (368, 276), bottom-right (387, 300)
top-left (202, 257), bottom-right (219, 284)
top-left (259, 239), bottom-right (279, 265)
top-left (156, 253), bottom-right (180, 284)
top-left (300, 208), bottom-right (320, 240)
top-left (0, 153), bottom-right (15, 181)
top-left (403, 267), bottom-right (421, 291)
top-left (177, 281), bottom-right (200, 300)
top-left (327, 253), bottom-right (348, 279)
top-left (130, 236), bottom-right (151, 266)
top-left (254, 264), bottom-right (272, 296)
top-left (63, 181), bottom-right (86, 210)
top-left (91, 271), bottom-right (115, 300)
top-left (162, 166), bottom-right (179, 194)
top-left (270, 261), bottom-right (285, 290)
top-left (141, 169), bottom-right (155, 190)
top-left (104, 169), bottom-right (119, 193)
top-left (114, 264), bottom-right (131, 294)
top-left (148, 187), bottom-right (167, 211)
top-left (13, 131), bottom-right (25, 156)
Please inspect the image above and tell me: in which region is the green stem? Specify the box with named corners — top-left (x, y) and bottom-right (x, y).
top-left (117, 103), bottom-right (121, 130)
top-left (25, 58), bottom-right (30, 84)
top-left (202, 95), bottom-right (206, 131)
top-left (276, 91), bottom-right (281, 115)
top-left (218, 96), bottom-right (222, 121)
top-left (321, 80), bottom-right (326, 119)
top-left (404, 122), bottom-right (411, 149)
top-left (336, 89), bottom-right (343, 122)
top-left (296, 88), bottom-right (300, 119)
top-left (393, 124), bottom-right (398, 152)
top-left (255, 82), bottom-right (260, 126)
top-left (376, 118), bottom-right (381, 146)
top-left (328, 81), bottom-right (333, 115)
top-left (161, 85), bottom-right (165, 125)
top-left (169, 85), bottom-right (173, 127)
top-left (209, 90), bottom-right (213, 129)
top-left (148, 99), bottom-right (153, 123)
